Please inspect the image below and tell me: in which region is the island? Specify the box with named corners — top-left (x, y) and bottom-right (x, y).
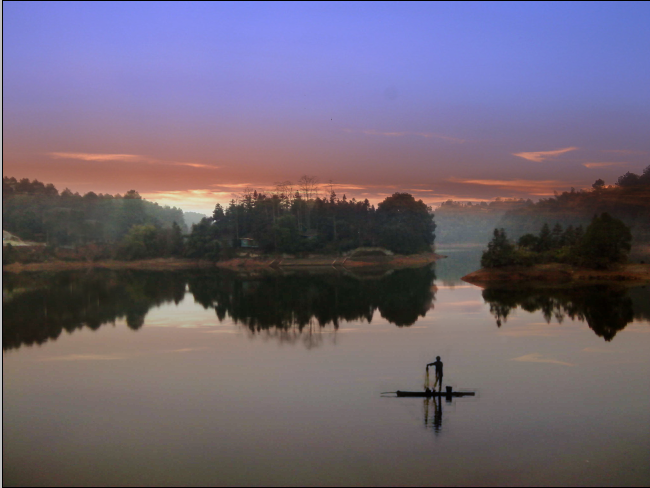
top-left (461, 212), bottom-right (650, 286)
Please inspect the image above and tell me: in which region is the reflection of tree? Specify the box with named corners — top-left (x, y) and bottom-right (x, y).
top-left (2, 266), bottom-right (437, 350)
top-left (372, 268), bottom-right (436, 326)
top-left (629, 287), bottom-right (650, 322)
top-left (482, 285), bottom-right (642, 341)
top-left (2, 271), bottom-right (186, 350)
top-left (188, 266), bottom-right (437, 332)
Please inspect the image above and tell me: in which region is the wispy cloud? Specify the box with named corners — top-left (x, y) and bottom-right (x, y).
top-left (582, 162), bottom-right (629, 169)
top-left (49, 152), bottom-right (145, 162)
top-left (49, 152), bottom-right (219, 170)
top-left (327, 183), bottom-right (368, 191)
top-left (513, 147), bottom-right (578, 163)
top-left (429, 195), bottom-right (513, 205)
top-left (209, 183), bottom-right (256, 189)
top-left (177, 163), bottom-right (220, 170)
top-left (510, 353), bottom-right (574, 366)
top-left (448, 177), bottom-right (565, 195)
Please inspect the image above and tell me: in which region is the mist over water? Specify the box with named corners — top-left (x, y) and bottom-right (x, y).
top-left (3, 254), bottom-right (649, 486)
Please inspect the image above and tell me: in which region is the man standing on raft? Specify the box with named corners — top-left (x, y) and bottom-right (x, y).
top-left (426, 356), bottom-right (443, 392)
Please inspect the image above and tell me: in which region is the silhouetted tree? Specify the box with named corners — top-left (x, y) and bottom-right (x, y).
top-left (617, 172), bottom-right (641, 187)
top-left (184, 218), bottom-right (221, 261)
top-left (375, 193), bottom-right (435, 254)
top-left (573, 213), bottom-right (632, 268)
top-left (481, 229), bottom-right (516, 268)
top-left (592, 178), bottom-right (605, 190)
top-left (170, 221), bottom-right (184, 256)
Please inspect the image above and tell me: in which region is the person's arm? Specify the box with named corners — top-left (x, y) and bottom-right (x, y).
top-left (426, 362), bottom-right (435, 368)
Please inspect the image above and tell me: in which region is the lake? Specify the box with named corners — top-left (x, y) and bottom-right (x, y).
top-left (3, 250), bottom-right (649, 486)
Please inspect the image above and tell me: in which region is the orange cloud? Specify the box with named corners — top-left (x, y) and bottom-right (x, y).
top-left (513, 147), bottom-right (578, 163)
top-left (49, 152), bottom-right (220, 171)
top-left (582, 162), bottom-right (629, 169)
top-left (49, 152), bottom-right (145, 162)
top-left (177, 163), bottom-right (220, 170)
top-left (327, 183), bottom-right (368, 191)
top-left (448, 177), bottom-right (565, 195)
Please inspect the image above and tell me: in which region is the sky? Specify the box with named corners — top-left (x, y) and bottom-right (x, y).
top-left (3, 1), bottom-right (650, 214)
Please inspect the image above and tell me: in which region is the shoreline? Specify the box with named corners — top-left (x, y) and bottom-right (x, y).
top-left (461, 263), bottom-right (650, 287)
top-left (2, 253), bottom-right (443, 273)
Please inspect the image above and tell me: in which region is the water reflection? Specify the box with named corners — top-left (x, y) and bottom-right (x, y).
top-left (2, 266), bottom-right (437, 351)
top-left (188, 266), bottom-right (436, 330)
top-left (482, 285), bottom-right (649, 341)
top-left (424, 396), bottom-right (443, 434)
top-left (2, 271), bottom-right (186, 350)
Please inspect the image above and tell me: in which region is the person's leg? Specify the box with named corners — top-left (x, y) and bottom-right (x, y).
top-left (438, 374), bottom-right (443, 391)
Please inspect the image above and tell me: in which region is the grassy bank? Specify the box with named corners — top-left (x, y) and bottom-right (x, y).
top-left (3, 253), bottom-right (443, 273)
top-left (461, 263), bottom-right (650, 286)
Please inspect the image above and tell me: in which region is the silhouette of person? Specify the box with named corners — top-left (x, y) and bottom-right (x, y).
top-left (426, 356), bottom-right (443, 392)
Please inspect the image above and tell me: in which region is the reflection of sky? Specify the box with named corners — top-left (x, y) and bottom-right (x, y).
top-left (4, 3), bottom-right (650, 213)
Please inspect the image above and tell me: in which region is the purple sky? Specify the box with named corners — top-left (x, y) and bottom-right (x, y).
top-left (4, 1), bottom-right (649, 213)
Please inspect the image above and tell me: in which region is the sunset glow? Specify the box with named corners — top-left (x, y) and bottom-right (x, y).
top-left (4, 2), bottom-right (649, 213)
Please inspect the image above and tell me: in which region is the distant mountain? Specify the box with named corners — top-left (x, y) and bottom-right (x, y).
top-left (436, 166), bottom-right (650, 245)
top-left (499, 167), bottom-right (650, 243)
top-left (184, 211), bottom-right (208, 229)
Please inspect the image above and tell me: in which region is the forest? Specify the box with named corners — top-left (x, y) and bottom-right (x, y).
top-left (481, 213), bottom-right (633, 269)
top-left (186, 180), bottom-right (435, 258)
top-left (3, 176), bottom-right (436, 262)
top-left (3, 177), bottom-right (186, 244)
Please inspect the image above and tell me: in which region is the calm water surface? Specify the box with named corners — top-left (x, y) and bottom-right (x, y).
top-left (3, 251), bottom-right (650, 486)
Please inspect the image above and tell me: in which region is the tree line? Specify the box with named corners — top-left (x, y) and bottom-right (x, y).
top-left (481, 213), bottom-right (632, 269)
top-left (185, 177), bottom-right (436, 258)
top-left (499, 165), bottom-right (650, 242)
top-left (3, 176), bottom-right (436, 263)
top-left (3, 177), bottom-right (186, 246)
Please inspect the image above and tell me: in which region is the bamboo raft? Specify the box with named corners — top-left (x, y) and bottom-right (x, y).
top-left (395, 390), bottom-right (475, 398)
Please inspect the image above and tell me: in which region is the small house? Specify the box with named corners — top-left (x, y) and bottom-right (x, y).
top-left (240, 237), bottom-right (259, 248)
